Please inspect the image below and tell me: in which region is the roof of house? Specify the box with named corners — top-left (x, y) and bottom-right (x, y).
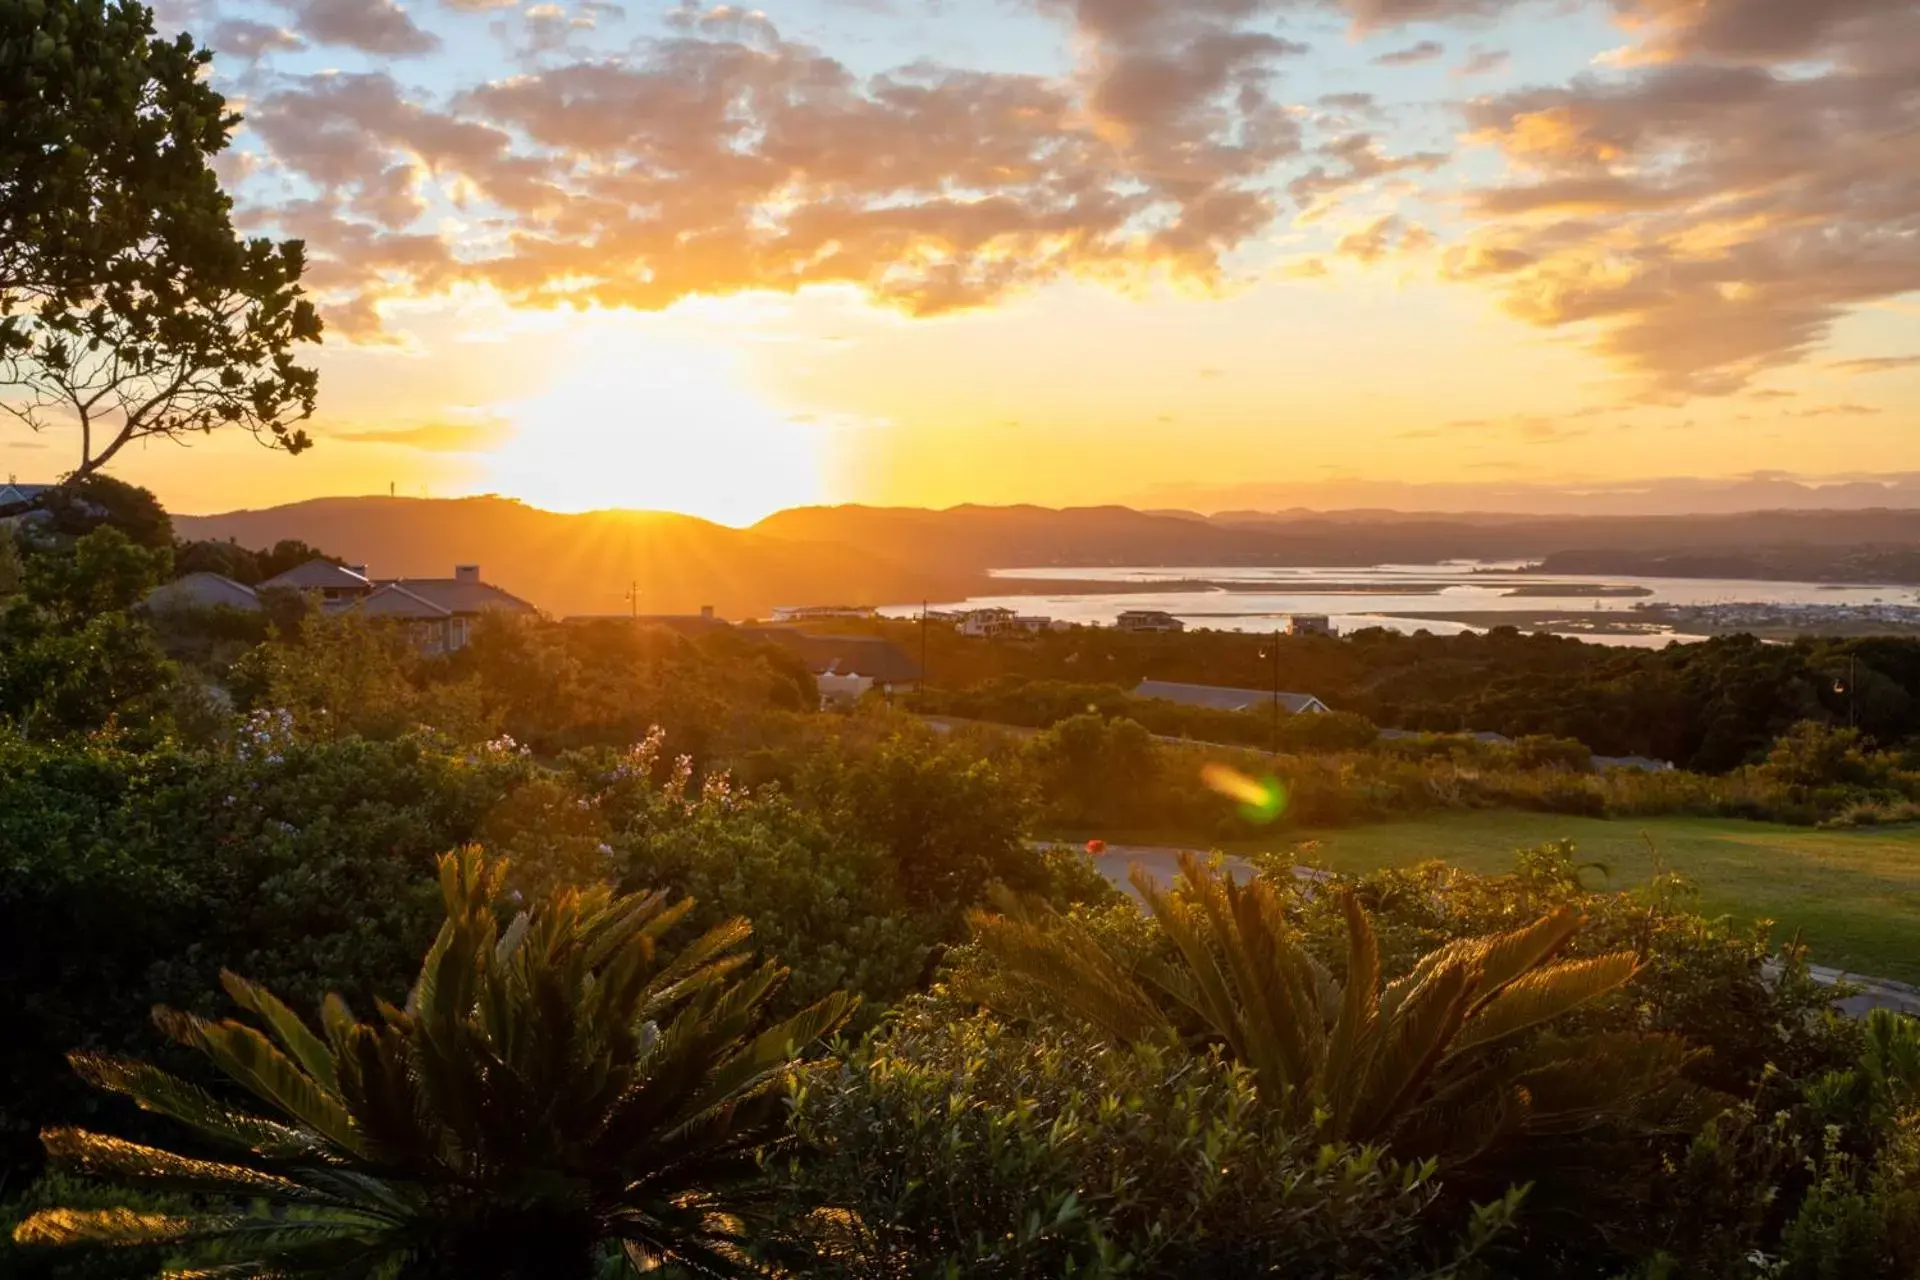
top-left (144, 572), bottom-right (263, 613)
top-left (745, 629), bottom-right (922, 682)
top-left (354, 582), bottom-right (451, 619)
top-left (1592, 754), bottom-right (1672, 773)
top-left (260, 560), bottom-right (372, 592)
top-left (0, 482), bottom-right (56, 502)
top-left (1134, 679), bottom-right (1328, 715)
top-left (375, 578), bottom-right (537, 615)
top-left (1377, 728), bottom-right (1515, 746)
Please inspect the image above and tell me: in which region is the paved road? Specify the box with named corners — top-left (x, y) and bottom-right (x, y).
top-left (1775, 962), bottom-right (1920, 1019)
top-left (927, 715), bottom-right (1256, 754)
top-left (1080, 844), bottom-right (1261, 901)
top-left (1038, 842), bottom-right (1314, 902)
top-left (1047, 841), bottom-right (1920, 1019)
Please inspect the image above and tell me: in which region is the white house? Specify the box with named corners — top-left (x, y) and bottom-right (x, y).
top-left (957, 607), bottom-right (1019, 637)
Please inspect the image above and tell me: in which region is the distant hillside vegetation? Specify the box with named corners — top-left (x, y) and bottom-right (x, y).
top-left (176, 497), bottom-right (985, 618)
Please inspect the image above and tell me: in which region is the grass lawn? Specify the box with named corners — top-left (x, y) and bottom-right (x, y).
top-left (1252, 813), bottom-right (1920, 984)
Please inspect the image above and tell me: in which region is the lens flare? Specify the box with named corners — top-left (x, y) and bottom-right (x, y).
top-left (1201, 762), bottom-right (1288, 824)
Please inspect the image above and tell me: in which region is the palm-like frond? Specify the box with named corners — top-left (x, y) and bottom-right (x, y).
top-left (960, 888), bottom-right (1172, 1043)
top-left (16, 847), bottom-right (853, 1280)
top-left (966, 852), bottom-right (1706, 1163)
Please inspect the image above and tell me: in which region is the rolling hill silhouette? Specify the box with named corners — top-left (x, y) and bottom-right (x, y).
top-left (177, 497), bottom-right (986, 618)
top-left (177, 497), bottom-right (1920, 617)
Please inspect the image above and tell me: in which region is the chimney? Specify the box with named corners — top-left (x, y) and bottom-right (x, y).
top-left (454, 564), bottom-right (480, 584)
top-left (347, 564), bottom-right (368, 579)
top-left (700, 605), bottom-right (714, 620)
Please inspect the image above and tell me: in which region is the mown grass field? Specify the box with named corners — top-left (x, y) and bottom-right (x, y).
top-left (1263, 813), bottom-right (1920, 984)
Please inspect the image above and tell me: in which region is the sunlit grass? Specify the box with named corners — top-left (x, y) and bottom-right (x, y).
top-left (1048, 812), bottom-right (1920, 983)
top-left (1284, 814), bottom-right (1920, 984)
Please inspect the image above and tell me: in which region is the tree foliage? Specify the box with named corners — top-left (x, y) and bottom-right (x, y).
top-left (33, 475), bottom-right (172, 547)
top-left (899, 622), bottom-right (1920, 771)
top-left (0, 527), bottom-right (174, 736)
top-left (0, 0), bottom-right (319, 484)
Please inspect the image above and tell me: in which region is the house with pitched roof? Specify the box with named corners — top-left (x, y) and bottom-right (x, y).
top-left (258, 560), bottom-right (375, 606)
top-left (741, 628), bottom-right (922, 705)
top-left (0, 481), bottom-right (57, 508)
top-left (1, 481), bottom-right (66, 526)
top-left (351, 565), bottom-right (537, 653)
top-left (143, 572), bottom-right (263, 613)
top-left (260, 560), bottom-right (536, 653)
top-left (1133, 679), bottom-right (1331, 716)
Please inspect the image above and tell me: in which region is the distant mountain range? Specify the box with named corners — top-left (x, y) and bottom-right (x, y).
top-left (177, 497), bottom-right (1920, 616)
top-left (1128, 474), bottom-right (1920, 517)
top-left (176, 497), bottom-right (987, 618)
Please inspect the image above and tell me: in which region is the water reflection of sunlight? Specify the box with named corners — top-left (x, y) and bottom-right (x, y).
top-left (485, 322), bottom-right (825, 526)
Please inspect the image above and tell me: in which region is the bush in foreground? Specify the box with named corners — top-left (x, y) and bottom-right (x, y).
top-left (13, 850), bottom-right (852, 1279)
top-left (773, 1005), bottom-right (1517, 1278)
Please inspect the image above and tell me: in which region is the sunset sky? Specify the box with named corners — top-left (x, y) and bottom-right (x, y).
top-left (12, 0), bottom-right (1919, 522)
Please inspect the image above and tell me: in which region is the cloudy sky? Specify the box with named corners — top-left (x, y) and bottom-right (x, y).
top-left (42, 0), bottom-right (1920, 520)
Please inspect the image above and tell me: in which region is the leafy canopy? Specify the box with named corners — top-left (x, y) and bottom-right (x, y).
top-left (0, 0), bottom-right (319, 485)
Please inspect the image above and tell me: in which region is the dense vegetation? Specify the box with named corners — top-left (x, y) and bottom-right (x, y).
top-left (888, 619), bottom-right (1920, 773)
top-left (6, 481), bottom-right (1920, 1278)
top-left (6, 8), bottom-right (1920, 1273)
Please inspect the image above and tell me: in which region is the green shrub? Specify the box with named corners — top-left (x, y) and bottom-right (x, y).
top-left (1778, 1115), bottom-right (1920, 1280)
top-left (0, 732), bottom-right (530, 1178)
top-left (801, 730), bottom-right (1040, 913)
top-left (591, 745), bottom-right (938, 1020)
top-left (773, 1005), bottom-right (1478, 1278)
top-left (1029, 713), bottom-right (1164, 828)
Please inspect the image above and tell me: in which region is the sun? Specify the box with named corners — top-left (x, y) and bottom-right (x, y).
top-left (482, 318), bottom-right (828, 525)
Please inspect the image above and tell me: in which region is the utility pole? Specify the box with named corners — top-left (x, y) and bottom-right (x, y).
top-left (920, 600), bottom-right (930, 688)
top-left (624, 581), bottom-right (639, 618)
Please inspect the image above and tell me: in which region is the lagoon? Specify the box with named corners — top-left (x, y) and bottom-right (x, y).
top-left (881, 562), bottom-right (1920, 647)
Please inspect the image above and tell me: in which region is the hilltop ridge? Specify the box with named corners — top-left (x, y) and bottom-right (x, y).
top-left (176, 497), bottom-right (1920, 616)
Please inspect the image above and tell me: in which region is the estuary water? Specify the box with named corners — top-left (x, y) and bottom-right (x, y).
top-left (880, 562), bottom-right (1920, 648)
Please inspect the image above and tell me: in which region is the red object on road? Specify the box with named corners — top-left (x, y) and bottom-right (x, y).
top-left (1086, 839), bottom-right (1108, 856)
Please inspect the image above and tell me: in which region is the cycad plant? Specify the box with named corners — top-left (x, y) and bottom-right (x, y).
top-left (963, 853), bottom-right (1706, 1164)
top-left (14, 849), bottom-right (853, 1278)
